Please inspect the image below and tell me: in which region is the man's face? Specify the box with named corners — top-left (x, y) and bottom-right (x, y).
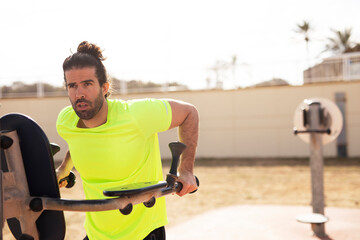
top-left (65, 67), bottom-right (106, 120)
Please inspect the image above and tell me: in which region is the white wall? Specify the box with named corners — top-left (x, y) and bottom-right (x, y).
top-left (1, 80), bottom-right (359, 161)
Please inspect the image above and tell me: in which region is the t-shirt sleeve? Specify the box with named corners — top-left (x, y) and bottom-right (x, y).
top-left (128, 98), bottom-right (172, 138)
top-left (56, 106), bottom-right (75, 138)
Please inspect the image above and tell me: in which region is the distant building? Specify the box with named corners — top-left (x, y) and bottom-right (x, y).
top-left (304, 52), bottom-right (360, 84)
top-left (254, 78), bottom-right (289, 87)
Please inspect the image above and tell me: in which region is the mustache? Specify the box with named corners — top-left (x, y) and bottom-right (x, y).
top-left (75, 99), bottom-right (91, 105)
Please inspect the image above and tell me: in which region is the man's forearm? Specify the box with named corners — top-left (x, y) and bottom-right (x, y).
top-left (178, 106), bottom-right (199, 175)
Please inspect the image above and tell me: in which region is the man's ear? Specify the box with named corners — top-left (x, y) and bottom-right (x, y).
top-left (102, 82), bottom-right (110, 96)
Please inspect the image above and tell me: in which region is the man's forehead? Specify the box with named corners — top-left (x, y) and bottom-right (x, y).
top-left (65, 67), bottom-right (98, 83)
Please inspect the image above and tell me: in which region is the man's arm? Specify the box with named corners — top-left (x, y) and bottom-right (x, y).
top-left (56, 149), bottom-right (74, 188)
top-left (167, 99), bottom-right (199, 196)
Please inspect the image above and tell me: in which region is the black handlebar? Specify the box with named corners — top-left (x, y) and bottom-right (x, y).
top-left (60, 141), bottom-right (199, 193)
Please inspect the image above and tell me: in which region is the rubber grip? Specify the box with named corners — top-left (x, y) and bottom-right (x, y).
top-left (168, 142), bottom-right (186, 176)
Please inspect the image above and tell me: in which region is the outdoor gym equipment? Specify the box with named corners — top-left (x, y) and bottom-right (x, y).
top-left (293, 97), bottom-right (343, 238)
top-left (0, 113), bottom-right (199, 240)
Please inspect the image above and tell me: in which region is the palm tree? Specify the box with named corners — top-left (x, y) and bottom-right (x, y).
top-left (295, 20), bottom-right (312, 52)
top-left (324, 28), bottom-right (354, 54)
top-left (295, 20), bottom-right (313, 81)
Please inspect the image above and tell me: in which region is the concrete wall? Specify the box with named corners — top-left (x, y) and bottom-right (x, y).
top-left (1, 81), bottom-right (359, 161)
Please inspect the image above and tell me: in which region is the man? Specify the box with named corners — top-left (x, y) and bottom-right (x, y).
top-left (56, 41), bottom-right (199, 240)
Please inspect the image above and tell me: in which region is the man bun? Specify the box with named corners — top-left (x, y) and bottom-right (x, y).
top-left (77, 41), bottom-right (106, 61)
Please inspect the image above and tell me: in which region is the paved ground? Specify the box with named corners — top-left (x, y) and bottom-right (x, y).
top-left (167, 205), bottom-right (360, 240)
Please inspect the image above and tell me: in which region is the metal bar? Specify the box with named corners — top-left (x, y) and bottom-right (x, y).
top-left (40, 184), bottom-right (179, 212)
top-left (3, 131), bottom-right (40, 239)
top-left (294, 129), bottom-right (331, 135)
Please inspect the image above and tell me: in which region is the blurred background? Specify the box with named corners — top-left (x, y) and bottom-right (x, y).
top-left (1, 0), bottom-right (360, 160)
top-left (1, 0), bottom-right (360, 95)
top-left (1, 1), bottom-right (360, 239)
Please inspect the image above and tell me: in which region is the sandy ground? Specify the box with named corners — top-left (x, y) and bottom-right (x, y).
top-left (2, 158), bottom-right (360, 239)
top-left (4, 205), bottom-right (359, 239)
top-left (166, 205), bottom-right (360, 240)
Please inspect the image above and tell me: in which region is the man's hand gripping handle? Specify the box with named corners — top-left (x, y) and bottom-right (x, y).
top-left (166, 142), bottom-right (199, 194)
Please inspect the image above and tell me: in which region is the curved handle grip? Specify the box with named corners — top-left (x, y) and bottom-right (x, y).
top-left (50, 143), bottom-right (61, 156)
top-left (168, 142), bottom-right (186, 176)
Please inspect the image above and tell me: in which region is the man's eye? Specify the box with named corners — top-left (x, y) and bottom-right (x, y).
top-left (84, 82), bottom-right (92, 86)
top-left (68, 84), bottom-right (76, 88)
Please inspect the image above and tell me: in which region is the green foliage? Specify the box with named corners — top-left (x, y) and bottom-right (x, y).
top-left (295, 21), bottom-right (360, 56)
top-left (1, 81), bottom-right (65, 94)
top-left (324, 28), bottom-right (355, 54)
top-left (1, 78), bottom-right (189, 97)
top-left (295, 20), bottom-right (312, 43)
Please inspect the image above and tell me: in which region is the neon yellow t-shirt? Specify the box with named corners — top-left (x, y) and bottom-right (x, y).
top-left (56, 98), bottom-right (172, 240)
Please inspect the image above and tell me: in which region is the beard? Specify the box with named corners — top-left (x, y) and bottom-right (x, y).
top-left (72, 91), bottom-right (104, 120)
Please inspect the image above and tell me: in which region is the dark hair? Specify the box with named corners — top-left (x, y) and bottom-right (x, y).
top-left (63, 41), bottom-right (110, 98)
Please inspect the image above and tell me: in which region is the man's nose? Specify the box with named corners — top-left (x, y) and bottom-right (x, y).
top-left (75, 87), bottom-right (85, 99)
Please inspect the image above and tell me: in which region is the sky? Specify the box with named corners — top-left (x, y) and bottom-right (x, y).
top-left (1, 0), bottom-right (360, 90)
